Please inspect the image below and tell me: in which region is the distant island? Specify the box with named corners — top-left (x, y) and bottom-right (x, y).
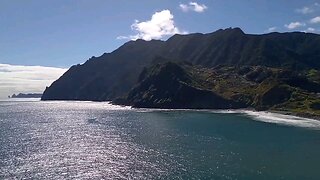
top-left (10, 93), bottom-right (43, 98)
top-left (41, 28), bottom-right (320, 119)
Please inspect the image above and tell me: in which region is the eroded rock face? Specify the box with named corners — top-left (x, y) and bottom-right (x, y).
top-left (113, 61), bottom-right (320, 119)
top-left (42, 28), bottom-right (320, 101)
top-left (124, 62), bottom-right (245, 109)
top-left (310, 102), bottom-right (320, 110)
top-left (256, 85), bottom-right (293, 110)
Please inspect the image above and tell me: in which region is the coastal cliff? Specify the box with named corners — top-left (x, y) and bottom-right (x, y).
top-left (41, 28), bottom-right (320, 118)
top-left (113, 61), bottom-right (320, 118)
top-left (42, 28), bottom-right (320, 101)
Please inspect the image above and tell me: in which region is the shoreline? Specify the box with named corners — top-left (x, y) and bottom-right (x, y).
top-left (126, 106), bottom-right (320, 129)
top-left (110, 99), bottom-right (320, 121)
top-left (268, 110), bottom-right (320, 121)
top-left (4, 99), bottom-right (320, 127)
top-left (125, 105), bottom-right (320, 122)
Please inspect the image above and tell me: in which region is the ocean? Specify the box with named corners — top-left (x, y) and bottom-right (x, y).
top-left (1, 99), bottom-right (320, 179)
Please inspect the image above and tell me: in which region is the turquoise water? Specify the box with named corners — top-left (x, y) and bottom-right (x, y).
top-left (0, 100), bottom-right (320, 179)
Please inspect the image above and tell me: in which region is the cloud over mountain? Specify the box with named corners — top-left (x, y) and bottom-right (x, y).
top-left (118, 10), bottom-right (186, 41)
top-left (285, 22), bottom-right (306, 29)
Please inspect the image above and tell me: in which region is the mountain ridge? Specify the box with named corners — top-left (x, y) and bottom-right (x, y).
top-left (113, 61), bottom-right (320, 119)
top-left (42, 28), bottom-right (320, 107)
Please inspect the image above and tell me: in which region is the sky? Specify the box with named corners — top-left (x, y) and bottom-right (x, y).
top-left (0, 0), bottom-right (320, 98)
top-left (0, 64), bottom-right (66, 98)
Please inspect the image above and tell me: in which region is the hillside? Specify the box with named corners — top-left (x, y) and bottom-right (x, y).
top-left (42, 28), bottom-right (320, 105)
top-left (114, 61), bottom-right (320, 118)
top-left (113, 62), bottom-right (246, 109)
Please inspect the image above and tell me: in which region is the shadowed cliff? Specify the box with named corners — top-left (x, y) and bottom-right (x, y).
top-left (42, 28), bottom-right (320, 103)
top-left (113, 61), bottom-right (320, 118)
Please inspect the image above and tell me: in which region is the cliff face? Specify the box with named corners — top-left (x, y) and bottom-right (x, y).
top-left (121, 62), bottom-right (245, 109)
top-left (42, 40), bottom-right (164, 101)
top-left (162, 29), bottom-right (320, 69)
top-left (42, 28), bottom-right (320, 103)
top-left (114, 61), bottom-right (320, 117)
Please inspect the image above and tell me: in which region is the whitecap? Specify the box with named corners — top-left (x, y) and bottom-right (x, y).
top-left (241, 110), bottom-right (320, 129)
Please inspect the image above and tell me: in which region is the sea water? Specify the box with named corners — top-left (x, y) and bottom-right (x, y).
top-left (0, 99), bottom-right (320, 179)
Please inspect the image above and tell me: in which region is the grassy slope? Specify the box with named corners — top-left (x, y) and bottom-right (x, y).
top-left (134, 62), bottom-right (320, 118)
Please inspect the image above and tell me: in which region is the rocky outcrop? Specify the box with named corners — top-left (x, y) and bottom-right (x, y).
top-left (122, 62), bottom-right (245, 109)
top-left (255, 85), bottom-right (293, 110)
top-left (113, 62), bottom-right (320, 118)
top-left (42, 28), bottom-right (320, 101)
top-left (11, 93), bottom-right (43, 98)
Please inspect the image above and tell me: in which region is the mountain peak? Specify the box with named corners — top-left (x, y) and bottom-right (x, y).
top-left (42, 30), bottom-right (320, 102)
top-left (215, 27), bottom-right (245, 35)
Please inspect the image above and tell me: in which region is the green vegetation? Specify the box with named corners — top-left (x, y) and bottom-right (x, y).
top-left (42, 28), bottom-right (320, 101)
top-left (41, 28), bottom-right (320, 119)
top-left (117, 61), bottom-right (320, 119)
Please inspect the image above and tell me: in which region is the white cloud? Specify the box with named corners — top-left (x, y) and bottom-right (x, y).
top-left (310, 16), bottom-right (320, 24)
top-left (0, 64), bottom-right (67, 99)
top-left (179, 2), bottom-right (208, 13)
top-left (284, 22), bottom-right (306, 29)
top-left (267, 26), bottom-right (277, 32)
top-left (296, 7), bottom-right (314, 14)
top-left (305, 27), bottom-right (316, 32)
top-left (179, 4), bottom-right (189, 12)
top-left (118, 10), bottom-right (186, 41)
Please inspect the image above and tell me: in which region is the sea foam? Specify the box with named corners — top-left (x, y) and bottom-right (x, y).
top-left (241, 110), bottom-right (320, 129)
top-left (132, 107), bottom-right (320, 129)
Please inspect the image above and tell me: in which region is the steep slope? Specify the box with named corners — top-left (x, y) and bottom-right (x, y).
top-left (116, 62), bottom-right (245, 109)
top-left (162, 28), bottom-right (320, 68)
top-left (115, 62), bottom-right (320, 118)
top-left (42, 40), bottom-right (164, 101)
top-left (42, 28), bottom-right (320, 101)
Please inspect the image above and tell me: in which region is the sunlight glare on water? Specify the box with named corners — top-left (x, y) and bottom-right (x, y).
top-left (1, 100), bottom-right (320, 179)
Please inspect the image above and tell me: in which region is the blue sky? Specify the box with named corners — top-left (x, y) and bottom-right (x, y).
top-left (1, 0), bottom-right (320, 98)
top-left (1, 0), bottom-right (320, 67)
